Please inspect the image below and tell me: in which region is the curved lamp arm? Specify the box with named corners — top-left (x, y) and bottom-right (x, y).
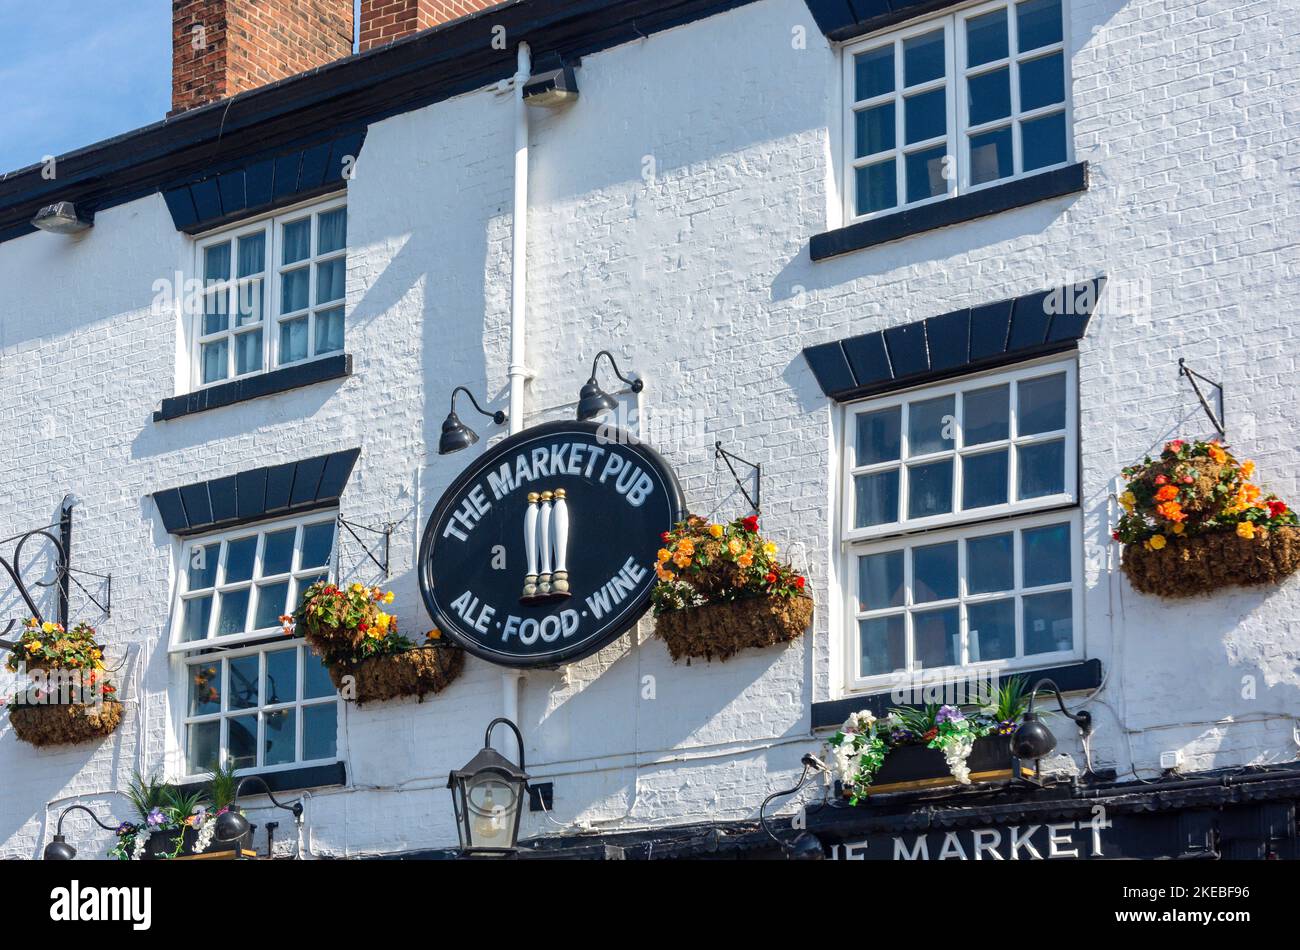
top-left (1026, 678), bottom-right (1093, 734)
top-left (57, 804), bottom-right (130, 836)
top-left (232, 776), bottom-right (304, 820)
top-left (451, 386), bottom-right (507, 426)
top-left (589, 351), bottom-right (644, 393)
top-left (759, 753), bottom-right (828, 851)
top-left (484, 717), bottom-right (526, 775)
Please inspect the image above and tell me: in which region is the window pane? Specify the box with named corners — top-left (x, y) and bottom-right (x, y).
top-left (1021, 110), bottom-right (1067, 170)
top-left (859, 615), bottom-right (906, 677)
top-left (189, 662), bottom-right (221, 716)
top-left (187, 543), bottom-right (220, 590)
top-left (1018, 439), bottom-right (1065, 498)
top-left (966, 8), bottom-right (1008, 66)
top-left (1018, 373), bottom-right (1066, 434)
top-left (904, 88), bottom-right (946, 144)
top-left (318, 208), bottom-right (347, 254)
top-left (264, 648), bottom-right (297, 706)
top-left (279, 316), bottom-right (309, 364)
top-left (303, 704), bottom-right (337, 761)
top-left (216, 588), bottom-right (251, 637)
top-left (235, 278), bottom-right (262, 326)
top-left (908, 460), bottom-right (953, 518)
top-left (1023, 522), bottom-right (1071, 587)
top-left (254, 581), bottom-right (291, 631)
top-left (855, 159), bottom-right (898, 216)
top-left (228, 655), bottom-right (260, 710)
top-left (903, 29), bottom-right (945, 86)
top-left (1019, 51), bottom-right (1064, 111)
top-left (914, 606), bottom-right (959, 669)
top-left (855, 102), bottom-right (896, 158)
top-left (304, 650), bottom-right (337, 700)
top-left (228, 715), bottom-right (257, 770)
top-left (913, 541), bottom-right (958, 602)
top-left (187, 721), bottom-right (220, 774)
top-left (1024, 589), bottom-right (1072, 654)
top-left (261, 528), bottom-right (296, 576)
top-left (180, 595), bottom-right (213, 643)
top-left (962, 449), bottom-right (1009, 509)
top-left (203, 290), bottom-right (229, 335)
top-left (905, 145), bottom-right (948, 203)
top-left (316, 258), bottom-right (345, 305)
top-left (855, 471), bottom-right (900, 528)
top-left (963, 384), bottom-right (1009, 444)
top-left (858, 550), bottom-right (904, 610)
top-left (855, 406), bottom-right (901, 464)
top-left (967, 532), bottom-right (1014, 593)
top-left (234, 329), bottom-right (262, 376)
top-left (264, 709), bottom-right (296, 766)
top-left (201, 339), bottom-right (228, 385)
top-left (969, 599), bottom-right (1016, 661)
top-left (204, 242), bottom-right (231, 281)
top-left (225, 537), bottom-right (257, 583)
top-left (855, 45), bottom-right (894, 101)
top-left (908, 395), bottom-right (955, 456)
top-left (1016, 0), bottom-right (1063, 53)
top-left (281, 267), bottom-right (309, 314)
top-left (300, 521), bottom-right (336, 568)
top-left (968, 67), bottom-right (1011, 125)
top-left (282, 219), bottom-right (311, 264)
top-left (237, 232), bottom-right (265, 278)
top-left (316, 306), bottom-right (345, 355)
top-left (969, 126), bottom-right (1014, 185)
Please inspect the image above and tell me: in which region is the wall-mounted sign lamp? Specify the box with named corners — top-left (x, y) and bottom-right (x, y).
top-left (213, 776), bottom-right (304, 845)
top-left (439, 386), bottom-right (508, 455)
top-left (758, 753), bottom-right (829, 860)
top-left (1011, 678), bottom-right (1094, 762)
top-left (576, 350), bottom-right (643, 421)
top-left (44, 804), bottom-right (130, 860)
top-left (32, 201), bottom-right (93, 234)
top-left (447, 717), bottom-right (530, 857)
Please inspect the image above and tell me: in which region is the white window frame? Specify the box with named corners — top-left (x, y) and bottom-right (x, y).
top-left (841, 356), bottom-right (1078, 543)
top-left (841, 0), bottom-right (1073, 225)
top-left (191, 195), bottom-right (347, 392)
top-left (843, 508), bottom-right (1084, 694)
top-left (167, 511), bottom-right (339, 654)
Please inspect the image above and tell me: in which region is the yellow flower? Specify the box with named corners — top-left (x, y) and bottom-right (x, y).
top-left (1236, 521), bottom-right (1256, 539)
top-left (762, 541), bottom-right (778, 557)
top-left (426, 628), bottom-right (442, 641)
top-left (673, 553), bottom-right (692, 569)
top-left (709, 524), bottom-right (724, 538)
top-left (657, 548), bottom-right (672, 564)
top-left (1148, 535), bottom-right (1167, 550)
top-left (41, 621), bottom-right (56, 634)
top-left (1171, 522), bottom-right (1185, 534)
top-left (1119, 491), bottom-right (1136, 512)
top-left (383, 591), bottom-right (395, 604)
top-left (26, 641), bottom-right (41, 653)
top-left (727, 538), bottom-right (743, 555)
top-left (1208, 444), bottom-right (1227, 464)
top-left (375, 613), bottom-right (391, 632)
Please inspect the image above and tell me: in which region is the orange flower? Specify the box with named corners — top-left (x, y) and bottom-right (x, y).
top-left (1155, 500), bottom-right (1186, 522)
top-left (1208, 444), bottom-right (1228, 464)
top-left (1154, 485), bottom-right (1179, 502)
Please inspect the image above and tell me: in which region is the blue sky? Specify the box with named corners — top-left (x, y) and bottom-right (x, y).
top-left (0, 0), bottom-right (362, 175)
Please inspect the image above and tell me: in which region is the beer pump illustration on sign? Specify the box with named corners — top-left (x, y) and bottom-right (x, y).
top-left (419, 421), bottom-right (686, 668)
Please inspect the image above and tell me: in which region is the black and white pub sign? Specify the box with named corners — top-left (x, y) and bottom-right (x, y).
top-left (419, 421), bottom-right (686, 667)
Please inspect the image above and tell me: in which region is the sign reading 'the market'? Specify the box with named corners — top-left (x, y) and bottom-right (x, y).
top-left (418, 421), bottom-right (686, 667)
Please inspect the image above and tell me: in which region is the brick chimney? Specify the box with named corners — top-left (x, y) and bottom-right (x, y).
top-left (171, 0), bottom-right (355, 115)
top-left (359, 0), bottom-right (501, 52)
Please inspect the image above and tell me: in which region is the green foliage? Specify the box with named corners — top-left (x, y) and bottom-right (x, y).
top-left (205, 760), bottom-right (241, 812)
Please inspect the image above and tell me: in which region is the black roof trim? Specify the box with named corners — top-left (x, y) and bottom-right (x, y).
top-left (802, 277), bottom-right (1105, 402)
top-left (0, 0), bottom-right (761, 245)
top-left (803, 0), bottom-right (969, 42)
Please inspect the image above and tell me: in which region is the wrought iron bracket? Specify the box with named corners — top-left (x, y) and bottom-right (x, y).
top-left (715, 441), bottom-right (761, 514)
top-left (337, 517), bottom-right (392, 579)
top-left (1178, 358), bottom-right (1226, 439)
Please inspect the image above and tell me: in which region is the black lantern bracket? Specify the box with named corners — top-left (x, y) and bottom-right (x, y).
top-left (336, 515), bottom-right (393, 580)
top-left (1178, 358), bottom-right (1226, 439)
top-left (715, 441), bottom-right (761, 514)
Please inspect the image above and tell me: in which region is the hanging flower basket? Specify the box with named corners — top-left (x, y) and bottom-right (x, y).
top-left (1115, 439), bottom-right (1300, 597)
top-left (652, 514), bottom-right (812, 663)
top-left (657, 594), bottom-right (813, 663)
top-left (325, 645), bottom-right (465, 706)
top-left (8, 700), bottom-right (123, 748)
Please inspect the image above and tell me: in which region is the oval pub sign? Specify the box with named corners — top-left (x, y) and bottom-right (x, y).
top-left (418, 421), bottom-right (686, 667)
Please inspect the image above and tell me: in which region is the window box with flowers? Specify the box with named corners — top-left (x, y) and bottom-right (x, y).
top-left (1115, 439), bottom-right (1300, 597)
top-left (4, 619), bottom-right (123, 748)
top-left (651, 515), bottom-right (813, 663)
top-left (110, 768), bottom-right (253, 860)
top-left (287, 582), bottom-right (464, 705)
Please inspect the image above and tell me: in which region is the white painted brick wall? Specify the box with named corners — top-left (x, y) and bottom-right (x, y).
top-left (1, 0), bottom-right (1297, 858)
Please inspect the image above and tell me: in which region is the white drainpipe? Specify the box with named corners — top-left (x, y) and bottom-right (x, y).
top-left (502, 41), bottom-right (532, 758)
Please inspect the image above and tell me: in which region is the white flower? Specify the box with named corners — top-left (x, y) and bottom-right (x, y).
top-left (129, 831), bottom-right (148, 861)
top-left (843, 710), bottom-right (876, 735)
top-left (940, 734), bottom-right (976, 785)
top-left (192, 812), bottom-right (216, 855)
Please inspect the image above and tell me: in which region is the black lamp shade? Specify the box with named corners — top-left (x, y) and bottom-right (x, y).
top-left (214, 808), bottom-right (251, 843)
top-left (44, 835), bottom-right (76, 861)
top-left (438, 411), bottom-right (480, 455)
top-left (448, 745), bottom-right (529, 856)
top-left (787, 832), bottom-right (825, 861)
top-left (576, 379), bottom-right (618, 421)
top-left (1011, 713), bottom-right (1058, 760)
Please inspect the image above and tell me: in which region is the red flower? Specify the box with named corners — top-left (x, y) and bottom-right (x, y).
top-left (794, 576), bottom-right (806, 590)
top-left (742, 515), bottom-right (759, 533)
top-left (923, 728), bottom-right (938, 743)
top-left (661, 532), bottom-right (670, 543)
top-left (1268, 500), bottom-right (1288, 518)
top-left (358, 622), bottom-right (369, 633)
top-left (764, 572), bottom-right (777, 585)
top-left (1111, 531), bottom-right (1120, 542)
